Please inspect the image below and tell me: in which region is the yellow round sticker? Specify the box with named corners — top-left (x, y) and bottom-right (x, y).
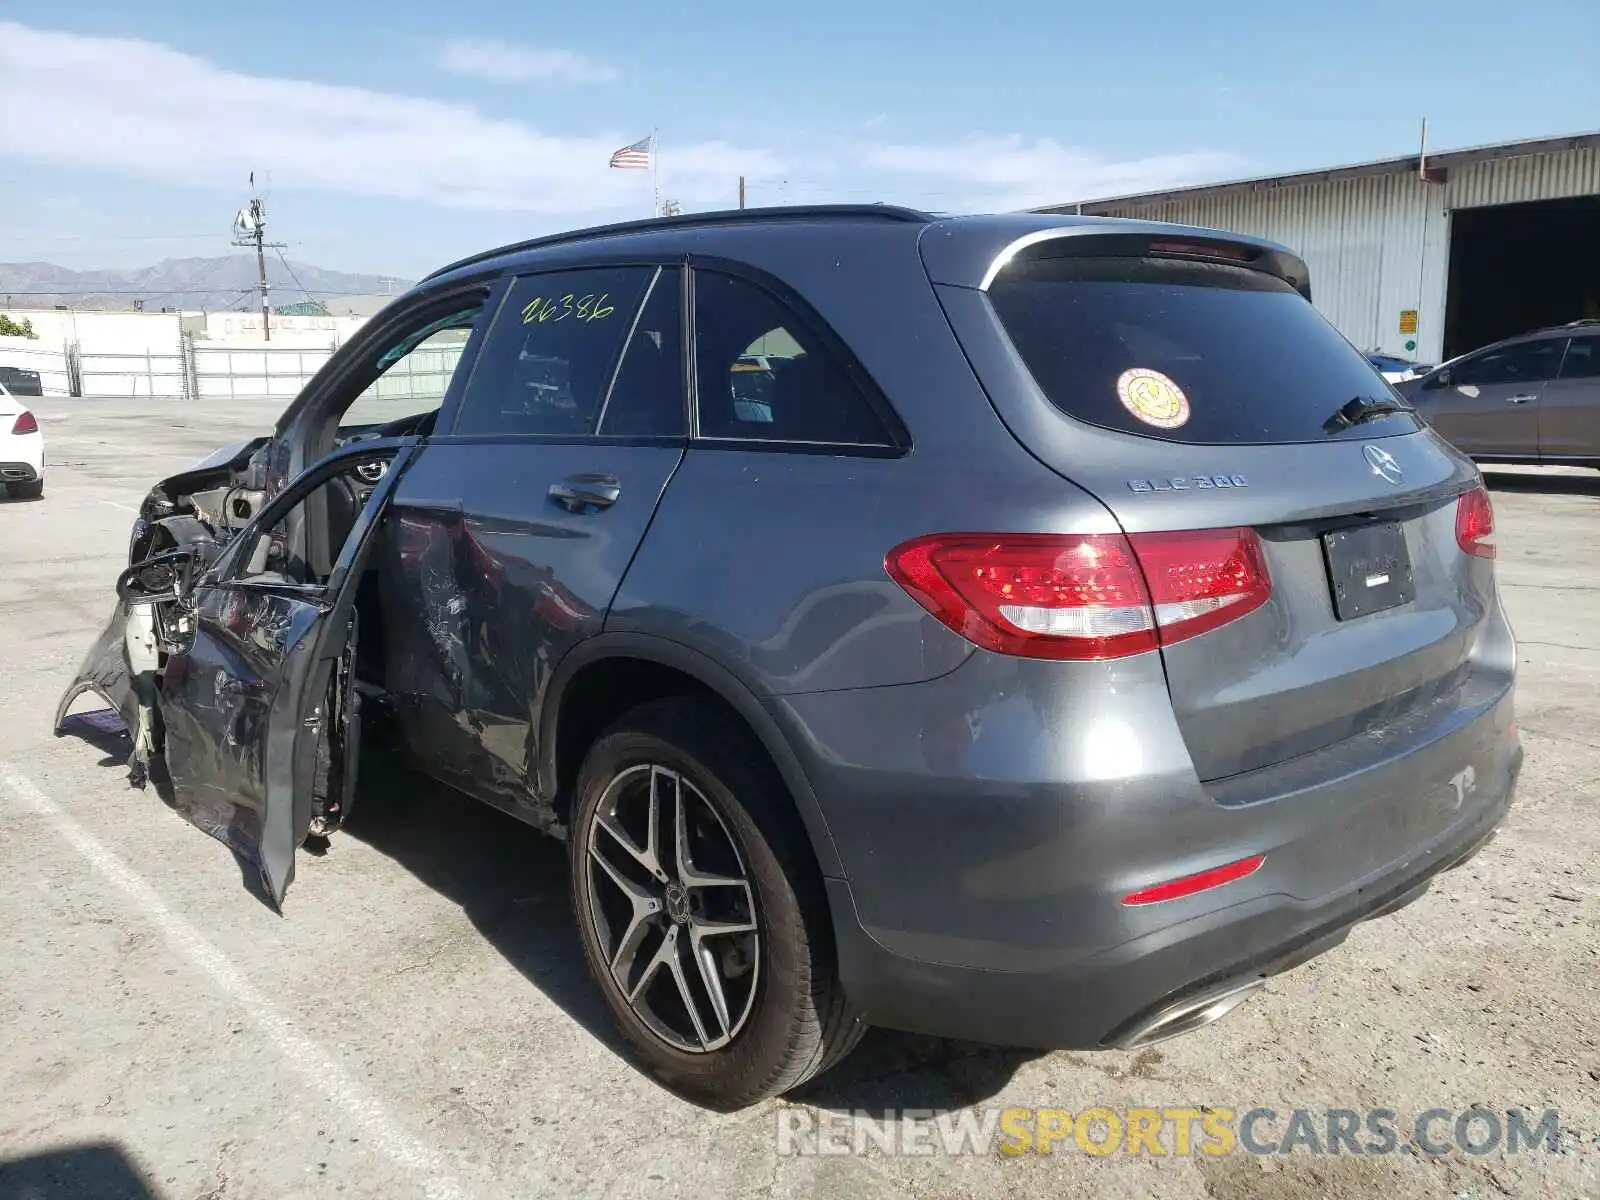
top-left (1116, 368), bottom-right (1191, 430)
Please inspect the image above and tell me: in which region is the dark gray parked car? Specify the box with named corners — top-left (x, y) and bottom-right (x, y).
top-left (1396, 321), bottom-right (1600, 465)
top-left (57, 207), bottom-right (1520, 1110)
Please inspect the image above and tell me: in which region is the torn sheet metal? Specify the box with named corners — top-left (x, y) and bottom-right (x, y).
top-left (54, 601), bottom-right (161, 787)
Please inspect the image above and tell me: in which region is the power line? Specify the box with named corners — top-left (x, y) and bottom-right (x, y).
top-left (273, 246), bottom-right (319, 310)
top-left (158, 287), bottom-right (257, 310)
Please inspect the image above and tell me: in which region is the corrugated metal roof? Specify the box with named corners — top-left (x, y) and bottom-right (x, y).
top-left (1446, 146), bottom-right (1600, 208)
top-left (1040, 130), bottom-right (1600, 214)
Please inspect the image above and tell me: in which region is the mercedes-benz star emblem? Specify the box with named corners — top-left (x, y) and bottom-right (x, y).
top-left (1363, 444), bottom-right (1404, 485)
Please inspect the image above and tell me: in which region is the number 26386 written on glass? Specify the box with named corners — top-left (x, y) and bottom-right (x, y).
top-left (522, 293), bottom-right (615, 325)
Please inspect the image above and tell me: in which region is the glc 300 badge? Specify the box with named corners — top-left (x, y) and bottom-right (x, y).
top-left (1127, 475), bottom-right (1248, 493)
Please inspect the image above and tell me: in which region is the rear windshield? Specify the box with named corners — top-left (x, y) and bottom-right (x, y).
top-left (987, 255), bottom-right (1418, 444)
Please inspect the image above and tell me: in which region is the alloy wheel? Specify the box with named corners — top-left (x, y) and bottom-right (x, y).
top-left (583, 763), bottom-right (760, 1053)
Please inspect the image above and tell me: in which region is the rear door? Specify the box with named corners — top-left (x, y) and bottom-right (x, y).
top-left (1408, 337), bottom-right (1563, 456)
top-left (383, 264), bottom-right (688, 812)
top-left (937, 242), bottom-right (1493, 782)
top-left (1537, 333), bottom-right (1600, 460)
top-left (131, 439), bottom-right (415, 905)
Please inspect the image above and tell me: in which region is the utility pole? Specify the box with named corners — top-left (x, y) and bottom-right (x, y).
top-left (1417, 118), bottom-right (1446, 185)
top-left (232, 174), bottom-right (286, 341)
top-left (738, 175), bottom-right (746, 210)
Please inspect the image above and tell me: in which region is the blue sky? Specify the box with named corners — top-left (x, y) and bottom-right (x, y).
top-left (1, 0), bottom-right (1596, 284)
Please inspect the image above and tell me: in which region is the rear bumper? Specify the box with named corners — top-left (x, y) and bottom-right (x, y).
top-left (825, 759), bottom-right (1513, 1048)
top-left (0, 461), bottom-right (40, 483)
top-left (770, 645), bottom-right (1519, 1050)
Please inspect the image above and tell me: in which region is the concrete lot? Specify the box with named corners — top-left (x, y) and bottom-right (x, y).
top-left (2, 398), bottom-right (1598, 1200)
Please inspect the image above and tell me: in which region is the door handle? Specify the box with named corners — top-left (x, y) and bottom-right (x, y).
top-left (1505, 394), bottom-right (1535, 404)
top-left (549, 475), bottom-right (621, 512)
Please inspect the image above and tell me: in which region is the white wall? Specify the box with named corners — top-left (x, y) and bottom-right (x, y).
top-left (190, 313), bottom-right (370, 399)
top-left (73, 312), bottom-right (186, 398)
top-left (201, 311), bottom-right (369, 343)
top-left (193, 344), bottom-right (337, 400)
top-left (0, 309), bottom-right (185, 355)
top-left (0, 309), bottom-right (189, 398)
top-left (0, 308), bottom-right (75, 353)
top-left (0, 306), bottom-right (376, 398)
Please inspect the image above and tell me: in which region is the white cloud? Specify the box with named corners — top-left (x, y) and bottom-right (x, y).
top-left (0, 23), bottom-right (761, 214)
top-left (0, 23), bottom-right (1240, 222)
top-left (439, 37), bottom-right (619, 84)
top-left (852, 136), bottom-right (1243, 210)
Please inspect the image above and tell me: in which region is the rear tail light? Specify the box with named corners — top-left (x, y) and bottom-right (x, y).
top-left (10, 411), bottom-right (38, 435)
top-left (884, 527), bottom-right (1271, 661)
top-left (1454, 486), bottom-right (1496, 559)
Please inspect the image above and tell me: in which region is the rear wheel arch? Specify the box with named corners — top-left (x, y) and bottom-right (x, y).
top-left (540, 634), bottom-right (843, 879)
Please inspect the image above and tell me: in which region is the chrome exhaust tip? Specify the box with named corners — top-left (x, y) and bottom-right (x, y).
top-left (1110, 977), bottom-right (1265, 1050)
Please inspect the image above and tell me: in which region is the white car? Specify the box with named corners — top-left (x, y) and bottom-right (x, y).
top-left (0, 381), bottom-right (45, 499)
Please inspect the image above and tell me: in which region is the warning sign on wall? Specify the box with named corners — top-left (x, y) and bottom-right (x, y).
top-left (1399, 310), bottom-right (1419, 335)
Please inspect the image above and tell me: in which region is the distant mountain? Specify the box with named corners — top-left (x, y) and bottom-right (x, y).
top-left (0, 255), bottom-right (412, 312)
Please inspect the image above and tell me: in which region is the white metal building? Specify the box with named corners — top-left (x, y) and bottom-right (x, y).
top-left (1041, 132), bottom-right (1600, 366)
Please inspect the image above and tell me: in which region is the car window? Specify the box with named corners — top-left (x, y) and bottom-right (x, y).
top-left (987, 254), bottom-right (1416, 444)
top-left (1451, 339), bottom-right (1566, 387)
top-left (231, 454), bottom-right (393, 587)
top-left (692, 270), bottom-right (893, 445)
top-left (597, 267), bottom-right (686, 437)
top-left (340, 306), bottom-right (483, 431)
top-left (0, 366), bottom-right (42, 397)
top-left (453, 267), bottom-right (653, 437)
top-left (1557, 337), bottom-right (1600, 381)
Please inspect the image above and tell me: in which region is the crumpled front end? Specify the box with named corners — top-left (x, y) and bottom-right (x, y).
top-left (55, 601), bottom-right (162, 786)
top-left (56, 439), bottom-right (264, 781)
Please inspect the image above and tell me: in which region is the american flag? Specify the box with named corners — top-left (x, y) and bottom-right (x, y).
top-left (609, 136), bottom-right (653, 170)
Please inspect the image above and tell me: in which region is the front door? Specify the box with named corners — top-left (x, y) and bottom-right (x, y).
top-left (1413, 336), bottom-right (1564, 456)
top-left (126, 439), bottom-right (416, 905)
top-left (1538, 333), bottom-right (1600, 460)
top-left (383, 264), bottom-right (689, 819)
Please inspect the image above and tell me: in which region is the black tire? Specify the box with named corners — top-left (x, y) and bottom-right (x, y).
top-left (9, 479), bottom-right (42, 500)
top-left (568, 696), bottom-right (864, 1110)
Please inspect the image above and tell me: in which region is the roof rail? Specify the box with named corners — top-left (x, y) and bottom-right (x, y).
top-left (1562, 318), bottom-right (1600, 327)
top-left (422, 204), bottom-right (935, 283)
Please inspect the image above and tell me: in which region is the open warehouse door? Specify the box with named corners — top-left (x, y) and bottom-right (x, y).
top-left (1443, 196), bottom-right (1600, 360)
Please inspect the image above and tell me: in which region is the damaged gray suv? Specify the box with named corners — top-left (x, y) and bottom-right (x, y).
top-left (58, 207), bottom-right (1520, 1110)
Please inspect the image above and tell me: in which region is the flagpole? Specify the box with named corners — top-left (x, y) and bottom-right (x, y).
top-left (651, 128), bottom-right (660, 218)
